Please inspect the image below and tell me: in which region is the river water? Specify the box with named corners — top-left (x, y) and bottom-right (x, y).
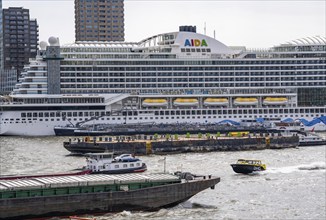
top-left (0, 134), bottom-right (325, 220)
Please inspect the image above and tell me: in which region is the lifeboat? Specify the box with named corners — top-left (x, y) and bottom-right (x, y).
top-left (203, 98), bottom-right (228, 106)
top-left (173, 98), bottom-right (199, 106)
top-left (234, 98), bottom-right (258, 106)
top-left (142, 98), bottom-right (168, 107)
top-left (263, 97), bottom-right (288, 105)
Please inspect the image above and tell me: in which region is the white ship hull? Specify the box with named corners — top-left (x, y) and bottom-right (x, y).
top-left (1, 30), bottom-right (325, 136)
top-left (1, 104), bottom-right (326, 136)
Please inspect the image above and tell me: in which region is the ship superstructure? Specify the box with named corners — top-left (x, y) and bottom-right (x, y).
top-left (0, 27), bottom-right (325, 136)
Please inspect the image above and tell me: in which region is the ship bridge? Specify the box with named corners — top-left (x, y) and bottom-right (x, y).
top-left (138, 31), bottom-right (235, 58)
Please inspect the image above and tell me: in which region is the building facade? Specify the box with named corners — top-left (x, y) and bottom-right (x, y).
top-left (2, 7), bottom-right (38, 76)
top-left (75, 0), bottom-right (124, 42)
top-left (0, 0), bottom-right (3, 70)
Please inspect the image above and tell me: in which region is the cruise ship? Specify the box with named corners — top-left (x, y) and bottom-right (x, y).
top-left (0, 26), bottom-right (325, 136)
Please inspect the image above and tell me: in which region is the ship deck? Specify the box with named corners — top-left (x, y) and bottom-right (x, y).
top-left (0, 173), bottom-right (181, 198)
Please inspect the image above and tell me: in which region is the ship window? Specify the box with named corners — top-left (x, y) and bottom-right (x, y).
top-left (27, 113), bottom-right (32, 117)
top-left (21, 113), bottom-right (26, 117)
top-left (123, 164), bottom-right (127, 168)
top-left (67, 112), bottom-right (72, 117)
top-left (33, 113), bottom-right (37, 117)
top-left (115, 165), bottom-right (119, 168)
top-left (56, 112), bottom-right (60, 117)
top-left (130, 164), bottom-right (134, 167)
top-left (50, 112), bottom-right (55, 117)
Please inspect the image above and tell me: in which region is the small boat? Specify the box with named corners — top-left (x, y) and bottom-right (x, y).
top-left (85, 152), bottom-right (147, 174)
top-left (231, 159), bottom-right (266, 174)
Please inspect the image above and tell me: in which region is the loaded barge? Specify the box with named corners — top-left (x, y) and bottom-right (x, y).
top-left (0, 172), bottom-right (220, 219)
top-left (64, 132), bottom-right (299, 154)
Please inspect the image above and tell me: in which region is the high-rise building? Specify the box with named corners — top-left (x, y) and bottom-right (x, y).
top-left (0, 0), bottom-right (3, 70)
top-left (75, 0), bottom-right (124, 42)
top-left (2, 7), bottom-right (39, 76)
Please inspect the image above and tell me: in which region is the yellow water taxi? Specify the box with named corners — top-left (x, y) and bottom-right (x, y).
top-left (231, 159), bottom-right (266, 174)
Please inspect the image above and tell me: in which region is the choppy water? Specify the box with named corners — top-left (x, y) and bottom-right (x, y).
top-left (0, 134), bottom-right (325, 220)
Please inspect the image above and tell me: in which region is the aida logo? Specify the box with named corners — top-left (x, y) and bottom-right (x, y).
top-left (184, 39), bottom-right (208, 47)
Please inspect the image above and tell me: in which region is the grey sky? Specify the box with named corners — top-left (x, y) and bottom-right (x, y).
top-left (3, 0), bottom-right (326, 48)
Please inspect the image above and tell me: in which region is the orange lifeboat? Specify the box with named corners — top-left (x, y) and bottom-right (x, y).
top-left (263, 97), bottom-right (288, 105)
top-left (234, 98), bottom-right (258, 106)
top-left (173, 98), bottom-right (199, 106)
top-left (203, 98), bottom-right (228, 106)
top-left (142, 99), bottom-right (168, 107)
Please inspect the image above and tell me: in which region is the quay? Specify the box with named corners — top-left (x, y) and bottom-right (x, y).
top-left (64, 132), bottom-right (299, 155)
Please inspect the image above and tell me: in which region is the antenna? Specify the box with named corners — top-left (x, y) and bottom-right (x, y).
top-left (214, 30), bottom-right (216, 39)
top-left (204, 22), bottom-right (206, 35)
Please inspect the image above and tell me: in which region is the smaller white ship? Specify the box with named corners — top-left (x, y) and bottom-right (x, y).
top-left (298, 132), bottom-right (326, 146)
top-left (85, 153), bottom-right (147, 174)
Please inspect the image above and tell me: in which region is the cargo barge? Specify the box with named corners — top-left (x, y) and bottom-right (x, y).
top-left (0, 172), bottom-right (220, 219)
top-left (54, 122), bottom-right (276, 136)
top-left (63, 133), bottom-right (299, 154)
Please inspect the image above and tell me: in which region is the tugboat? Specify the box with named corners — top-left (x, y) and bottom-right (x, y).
top-left (85, 152), bottom-right (147, 174)
top-left (231, 159), bottom-right (266, 174)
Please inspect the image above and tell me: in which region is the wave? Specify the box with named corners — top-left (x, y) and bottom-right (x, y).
top-left (266, 162), bottom-right (325, 174)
